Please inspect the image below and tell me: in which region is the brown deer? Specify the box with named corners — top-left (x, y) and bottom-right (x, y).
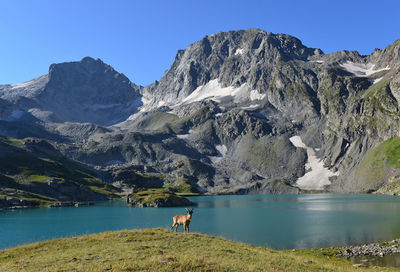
top-left (170, 208), bottom-right (194, 232)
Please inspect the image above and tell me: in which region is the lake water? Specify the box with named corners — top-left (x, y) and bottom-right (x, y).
top-left (2, 194), bottom-right (400, 250)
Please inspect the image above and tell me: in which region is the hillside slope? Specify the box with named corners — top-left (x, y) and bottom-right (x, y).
top-left (0, 228), bottom-right (392, 271)
top-left (0, 136), bottom-right (120, 208)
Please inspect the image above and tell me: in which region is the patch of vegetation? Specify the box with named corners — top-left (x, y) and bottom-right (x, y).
top-left (136, 112), bottom-right (179, 132)
top-left (291, 247), bottom-right (344, 259)
top-left (167, 106), bottom-right (214, 134)
top-left (112, 168), bottom-right (164, 189)
top-left (0, 188), bottom-right (57, 207)
top-left (167, 177), bottom-right (199, 195)
top-left (379, 241), bottom-right (400, 247)
top-left (376, 179), bottom-right (400, 195)
top-left (354, 137), bottom-right (400, 193)
top-left (363, 78), bottom-right (391, 99)
top-left (127, 188), bottom-right (193, 207)
top-left (132, 188), bottom-right (173, 201)
top-left (385, 138), bottom-right (400, 168)
top-left (0, 136), bottom-right (121, 207)
top-left (0, 228), bottom-right (392, 271)
top-left (28, 174), bottom-right (52, 183)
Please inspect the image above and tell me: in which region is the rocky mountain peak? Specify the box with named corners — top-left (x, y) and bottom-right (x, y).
top-left (0, 57), bottom-right (143, 126)
top-left (143, 29), bottom-right (323, 107)
top-left (368, 39), bottom-right (400, 69)
top-left (45, 56), bottom-right (138, 104)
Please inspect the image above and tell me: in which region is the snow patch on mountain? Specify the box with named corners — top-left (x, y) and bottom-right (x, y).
top-left (250, 90), bottom-right (266, 101)
top-left (241, 104), bottom-right (259, 110)
top-left (176, 129), bottom-right (195, 139)
top-left (289, 136), bottom-right (338, 190)
top-left (0, 75), bottom-right (48, 100)
top-left (180, 79), bottom-right (265, 105)
top-left (234, 48), bottom-right (244, 55)
top-left (340, 61), bottom-right (390, 77)
top-left (373, 77), bottom-right (384, 84)
top-left (208, 144), bottom-right (227, 164)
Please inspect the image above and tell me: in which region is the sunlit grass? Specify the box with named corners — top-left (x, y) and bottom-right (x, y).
top-left (0, 228), bottom-right (393, 271)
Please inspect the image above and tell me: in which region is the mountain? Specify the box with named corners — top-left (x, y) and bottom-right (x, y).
top-left (1, 29), bottom-right (400, 198)
top-left (0, 57), bottom-right (142, 126)
top-left (0, 136), bottom-right (120, 208)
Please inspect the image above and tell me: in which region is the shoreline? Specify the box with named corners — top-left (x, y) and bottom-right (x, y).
top-left (1, 224), bottom-right (400, 255)
top-left (337, 239), bottom-right (400, 257)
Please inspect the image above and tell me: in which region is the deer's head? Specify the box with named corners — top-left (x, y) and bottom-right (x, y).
top-left (185, 208), bottom-right (194, 216)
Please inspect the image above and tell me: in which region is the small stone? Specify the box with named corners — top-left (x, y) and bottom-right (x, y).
top-left (304, 260), bottom-right (312, 264)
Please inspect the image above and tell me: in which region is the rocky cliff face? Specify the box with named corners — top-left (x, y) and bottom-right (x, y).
top-left (0, 57), bottom-right (142, 126)
top-left (1, 29), bottom-right (399, 195)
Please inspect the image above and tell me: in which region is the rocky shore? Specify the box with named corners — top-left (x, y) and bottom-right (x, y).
top-left (337, 239), bottom-right (400, 257)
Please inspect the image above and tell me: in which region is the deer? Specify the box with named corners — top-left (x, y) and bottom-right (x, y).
top-left (170, 208), bottom-right (194, 232)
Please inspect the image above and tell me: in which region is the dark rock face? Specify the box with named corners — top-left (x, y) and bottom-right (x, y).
top-left (1, 29), bottom-right (400, 195)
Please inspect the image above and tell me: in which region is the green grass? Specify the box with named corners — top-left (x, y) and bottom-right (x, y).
top-left (0, 228), bottom-right (393, 272)
top-left (167, 177), bottom-right (199, 195)
top-left (128, 188), bottom-right (192, 206)
top-left (379, 241), bottom-right (400, 247)
top-left (354, 137), bottom-right (400, 193)
top-left (0, 136), bottom-right (121, 206)
top-left (167, 106), bottom-right (214, 134)
top-left (133, 188), bottom-right (173, 202)
top-left (0, 188), bottom-right (57, 206)
top-left (28, 175), bottom-right (52, 183)
top-left (363, 78), bottom-right (391, 99)
top-left (136, 112), bottom-right (179, 132)
top-left (385, 137), bottom-right (400, 168)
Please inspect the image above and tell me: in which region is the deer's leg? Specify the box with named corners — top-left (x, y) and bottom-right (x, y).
top-left (187, 224), bottom-right (189, 233)
top-left (170, 223), bottom-right (175, 230)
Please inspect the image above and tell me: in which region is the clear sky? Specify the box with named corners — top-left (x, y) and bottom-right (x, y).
top-left (1, 0), bottom-right (399, 86)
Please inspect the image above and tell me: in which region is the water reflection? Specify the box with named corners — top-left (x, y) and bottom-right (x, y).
top-left (191, 194), bottom-right (400, 249)
top-left (346, 254), bottom-right (400, 268)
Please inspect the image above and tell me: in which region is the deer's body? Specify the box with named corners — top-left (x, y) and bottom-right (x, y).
top-left (170, 208), bottom-right (194, 232)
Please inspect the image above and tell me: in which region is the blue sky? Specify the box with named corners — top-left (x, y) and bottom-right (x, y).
top-left (1, 0), bottom-right (399, 86)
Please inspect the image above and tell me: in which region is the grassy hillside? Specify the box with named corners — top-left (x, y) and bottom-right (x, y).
top-left (0, 136), bottom-right (120, 207)
top-left (0, 228), bottom-right (392, 272)
top-left (354, 137), bottom-right (400, 194)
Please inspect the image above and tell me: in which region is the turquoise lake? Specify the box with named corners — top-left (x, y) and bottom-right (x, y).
top-left (2, 194), bottom-right (400, 250)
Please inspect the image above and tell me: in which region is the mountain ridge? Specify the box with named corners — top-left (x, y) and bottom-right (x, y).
top-left (0, 29), bottom-right (399, 198)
